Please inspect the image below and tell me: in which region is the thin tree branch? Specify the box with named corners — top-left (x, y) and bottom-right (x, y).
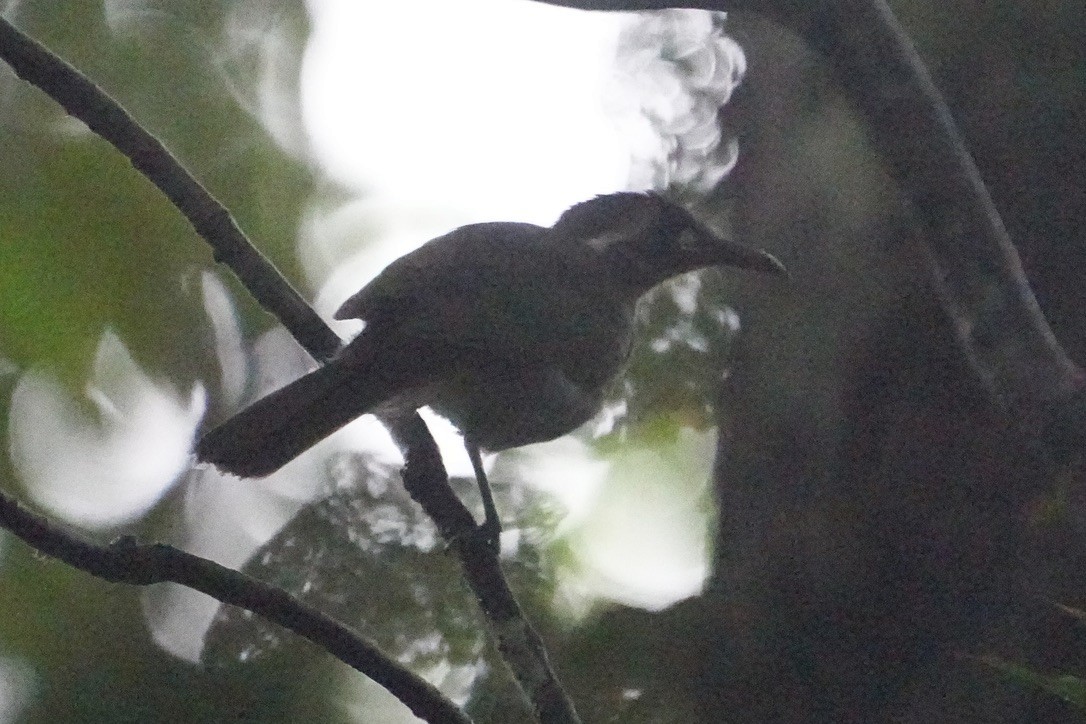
top-left (528, 0), bottom-right (1086, 458)
top-left (749, 0), bottom-right (1086, 439)
top-left (0, 480), bottom-right (469, 724)
top-left (393, 416), bottom-right (581, 724)
top-left (0, 15), bottom-right (580, 723)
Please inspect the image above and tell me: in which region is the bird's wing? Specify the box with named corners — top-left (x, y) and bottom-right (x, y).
top-left (334, 221), bottom-right (556, 353)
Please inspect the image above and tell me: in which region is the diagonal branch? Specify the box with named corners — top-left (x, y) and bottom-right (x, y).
top-left (0, 478), bottom-right (469, 724)
top-left (747, 0), bottom-right (1085, 437)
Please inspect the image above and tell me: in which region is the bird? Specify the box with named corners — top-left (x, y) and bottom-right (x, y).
top-left (197, 191), bottom-right (785, 542)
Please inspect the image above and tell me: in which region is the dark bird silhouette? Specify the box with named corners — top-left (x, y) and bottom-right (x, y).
top-left (197, 192), bottom-right (785, 538)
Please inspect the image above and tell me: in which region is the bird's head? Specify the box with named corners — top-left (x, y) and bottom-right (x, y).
top-left (552, 192), bottom-right (786, 295)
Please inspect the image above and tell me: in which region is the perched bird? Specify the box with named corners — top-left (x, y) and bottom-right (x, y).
top-left (197, 192), bottom-right (785, 539)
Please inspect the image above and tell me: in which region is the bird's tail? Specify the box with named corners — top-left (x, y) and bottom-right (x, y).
top-left (196, 358), bottom-right (372, 478)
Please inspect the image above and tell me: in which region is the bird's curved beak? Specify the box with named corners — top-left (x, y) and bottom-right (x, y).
top-left (686, 223), bottom-right (788, 279)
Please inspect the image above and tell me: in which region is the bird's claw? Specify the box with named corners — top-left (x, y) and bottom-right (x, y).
top-left (475, 518), bottom-right (502, 555)
top-left (444, 518), bottom-right (502, 556)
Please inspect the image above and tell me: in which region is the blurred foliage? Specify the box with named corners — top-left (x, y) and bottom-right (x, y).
top-left (0, 2), bottom-right (323, 722)
top-left (614, 268), bottom-right (743, 433)
top-left (204, 457), bottom-right (562, 721)
top-left (0, 1), bottom-right (313, 387)
top-left (973, 654), bottom-right (1086, 713)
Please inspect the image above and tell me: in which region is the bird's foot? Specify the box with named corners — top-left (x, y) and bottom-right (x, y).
top-left (474, 517), bottom-right (502, 555)
top-left (446, 518), bottom-right (501, 556)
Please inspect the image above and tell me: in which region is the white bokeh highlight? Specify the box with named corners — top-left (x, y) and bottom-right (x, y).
top-left (570, 426), bottom-right (717, 611)
top-left (301, 0), bottom-right (635, 226)
top-left (8, 330), bottom-right (205, 529)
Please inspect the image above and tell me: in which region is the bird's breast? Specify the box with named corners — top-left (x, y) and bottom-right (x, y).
top-left (541, 294), bottom-right (635, 390)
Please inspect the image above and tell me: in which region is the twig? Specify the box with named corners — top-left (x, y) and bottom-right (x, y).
top-left (0, 480), bottom-right (469, 724)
